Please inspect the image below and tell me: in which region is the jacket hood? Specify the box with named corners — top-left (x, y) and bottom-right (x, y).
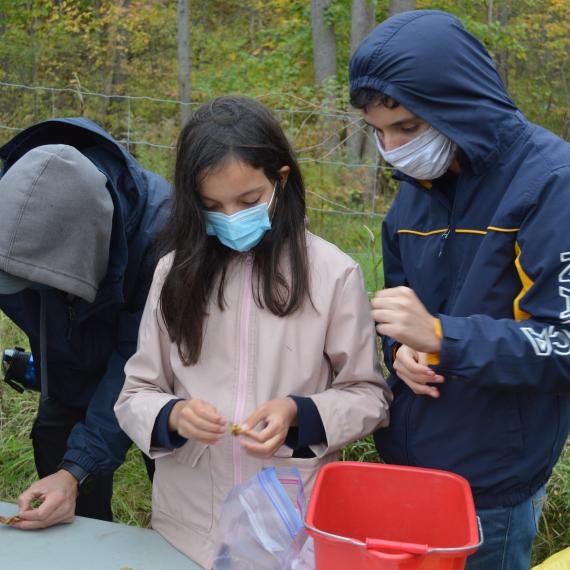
top-left (0, 118), bottom-right (154, 307)
top-left (349, 10), bottom-right (527, 174)
top-left (0, 118), bottom-right (147, 237)
top-left (0, 144), bottom-right (113, 302)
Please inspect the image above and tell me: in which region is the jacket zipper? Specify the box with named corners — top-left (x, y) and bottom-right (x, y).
top-left (440, 176), bottom-right (468, 311)
top-left (438, 229), bottom-right (451, 257)
top-left (66, 295), bottom-right (76, 341)
top-left (233, 255), bottom-right (254, 485)
top-left (437, 184), bottom-right (458, 259)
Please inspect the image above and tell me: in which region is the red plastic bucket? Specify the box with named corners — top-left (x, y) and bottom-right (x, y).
top-left (305, 462), bottom-right (482, 570)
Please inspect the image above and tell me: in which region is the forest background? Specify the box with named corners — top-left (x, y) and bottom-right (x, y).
top-left (0, 0), bottom-right (568, 564)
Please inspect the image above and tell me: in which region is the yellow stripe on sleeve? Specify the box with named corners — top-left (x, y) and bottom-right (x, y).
top-left (513, 241), bottom-right (533, 320)
top-left (426, 318), bottom-right (443, 366)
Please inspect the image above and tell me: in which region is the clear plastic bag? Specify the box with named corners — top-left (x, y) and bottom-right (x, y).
top-left (288, 535), bottom-right (315, 570)
top-left (213, 467), bottom-right (314, 570)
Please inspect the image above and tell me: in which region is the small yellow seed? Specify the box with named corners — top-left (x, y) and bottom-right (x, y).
top-left (230, 423), bottom-right (245, 436)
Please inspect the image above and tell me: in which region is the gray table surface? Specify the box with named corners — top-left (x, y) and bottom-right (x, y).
top-left (0, 501), bottom-right (204, 570)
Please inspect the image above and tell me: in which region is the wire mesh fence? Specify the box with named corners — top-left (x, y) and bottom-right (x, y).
top-left (0, 81), bottom-right (389, 288)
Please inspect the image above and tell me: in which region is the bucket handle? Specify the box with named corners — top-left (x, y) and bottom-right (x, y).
top-left (365, 538), bottom-right (430, 555)
top-left (305, 517), bottom-right (484, 556)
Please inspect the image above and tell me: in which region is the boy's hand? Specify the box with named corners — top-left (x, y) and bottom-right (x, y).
top-left (371, 286), bottom-right (441, 353)
top-left (14, 470), bottom-right (78, 529)
top-left (394, 345), bottom-right (445, 398)
top-left (169, 399), bottom-right (227, 444)
top-left (240, 398), bottom-right (298, 459)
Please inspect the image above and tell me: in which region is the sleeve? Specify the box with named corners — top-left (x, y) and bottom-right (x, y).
top-left (307, 264), bottom-right (393, 457)
top-left (380, 204), bottom-right (407, 374)
top-left (285, 395), bottom-right (327, 450)
top-left (63, 307), bottom-right (143, 476)
top-left (114, 255), bottom-right (183, 458)
top-left (151, 399), bottom-right (187, 449)
top-left (434, 169), bottom-right (570, 393)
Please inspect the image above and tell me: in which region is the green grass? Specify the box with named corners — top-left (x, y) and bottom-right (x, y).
top-left (533, 442), bottom-right (570, 564)
top-left (0, 384), bottom-right (153, 527)
top-left (307, 211), bottom-right (385, 293)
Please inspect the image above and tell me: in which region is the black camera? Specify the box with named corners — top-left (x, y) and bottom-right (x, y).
top-left (2, 347), bottom-right (38, 393)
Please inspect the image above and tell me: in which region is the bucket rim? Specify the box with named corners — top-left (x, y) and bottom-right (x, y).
top-left (311, 461), bottom-right (477, 484)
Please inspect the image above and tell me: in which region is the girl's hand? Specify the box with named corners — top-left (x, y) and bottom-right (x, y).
top-left (393, 345), bottom-right (445, 398)
top-left (240, 398), bottom-right (298, 458)
top-left (168, 399), bottom-right (227, 444)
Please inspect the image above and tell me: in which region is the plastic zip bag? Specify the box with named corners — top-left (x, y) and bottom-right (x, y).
top-left (213, 467), bottom-right (314, 570)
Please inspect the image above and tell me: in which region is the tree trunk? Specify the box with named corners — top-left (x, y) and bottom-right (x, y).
top-left (177, 0), bottom-right (191, 125)
top-left (27, 1), bottom-right (38, 118)
top-left (347, 0), bottom-right (375, 161)
top-left (350, 0), bottom-right (375, 57)
top-left (389, 0), bottom-right (416, 16)
top-left (311, 0), bottom-right (339, 150)
top-left (495, 3), bottom-right (510, 89)
top-left (105, 0), bottom-right (131, 125)
top-left (311, 0), bottom-right (337, 88)
top-left (486, 0), bottom-right (494, 24)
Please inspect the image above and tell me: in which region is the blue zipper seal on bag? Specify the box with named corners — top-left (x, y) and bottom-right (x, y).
top-left (257, 467), bottom-right (304, 539)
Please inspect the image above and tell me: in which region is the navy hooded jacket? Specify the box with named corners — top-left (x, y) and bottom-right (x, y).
top-left (350, 10), bottom-right (570, 508)
top-left (0, 118), bottom-right (171, 476)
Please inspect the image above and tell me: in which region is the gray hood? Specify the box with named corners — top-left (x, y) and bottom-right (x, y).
top-left (0, 144), bottom-right (113, 302)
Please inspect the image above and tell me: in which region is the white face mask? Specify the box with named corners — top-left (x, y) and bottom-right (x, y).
top-left (375, 126), bottom-right (457, 180)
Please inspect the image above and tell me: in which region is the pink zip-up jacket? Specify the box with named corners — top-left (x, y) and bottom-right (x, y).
top-left (115, 232), bottom-right (391, 568)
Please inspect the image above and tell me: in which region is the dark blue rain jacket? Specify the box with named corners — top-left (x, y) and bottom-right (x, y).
top-left (350, 10), bottom-right (570, 508)
top-left (0, 118), bottom-right (171, 476)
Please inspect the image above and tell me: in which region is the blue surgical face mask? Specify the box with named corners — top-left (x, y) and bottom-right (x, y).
top-left (204, 185), bottom-right (276, 252)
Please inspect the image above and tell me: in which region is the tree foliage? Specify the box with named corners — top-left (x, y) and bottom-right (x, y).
top-left (1, 0), bottom-right (566, 133)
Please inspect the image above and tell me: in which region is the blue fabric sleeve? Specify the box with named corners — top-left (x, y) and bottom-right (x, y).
top-left (436, 311), bottom-right (570, 392)
top-left (285, 396), bottom-right (327, 451)
top-left (151, 398), bottom-right (187, 449)
top-left (64, 309), bottom-right (143, 475)
top-left (434, 170), bottom-right (570, 393)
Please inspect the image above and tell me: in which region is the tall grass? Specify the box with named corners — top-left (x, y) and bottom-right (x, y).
top-left (533, 443), bottom-right (570, 563)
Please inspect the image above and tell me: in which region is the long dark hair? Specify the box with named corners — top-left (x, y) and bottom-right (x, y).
top-left (158, 96), bottom-right (310, 365)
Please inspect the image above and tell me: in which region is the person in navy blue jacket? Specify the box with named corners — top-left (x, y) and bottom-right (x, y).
top-left (349, 10), bottom-right (570, 570)
top-left (0, 119), bottom-right (171, 528)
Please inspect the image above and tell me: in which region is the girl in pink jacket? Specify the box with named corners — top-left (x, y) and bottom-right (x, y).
top-left (115, 96), bottom-right (391, 568)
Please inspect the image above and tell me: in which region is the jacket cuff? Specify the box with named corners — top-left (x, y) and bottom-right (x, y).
top-left (391, 342), bottom-right (402, 363)
top-left (61, 450), bottom-right (100, 476)
top-left (434, 314), bottom-right (468, 376)
top-left (285, 396), bottom-right (327, 453)
top-left (151, 399), bottom-right (188, 450)
top-left (426, 318), bottom-right (443, 365)
top-left (58, 460), bottom-right (91, 485)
